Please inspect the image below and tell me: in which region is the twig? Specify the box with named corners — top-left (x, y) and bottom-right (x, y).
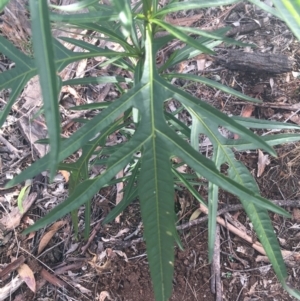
top-left (198, 204), bottom-right (300, 263)
top-left (177, 199), bottom-right (300, 231)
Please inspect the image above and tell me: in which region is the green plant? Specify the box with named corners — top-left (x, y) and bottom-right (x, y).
top-left (1, 0), bottom-right (300, 300)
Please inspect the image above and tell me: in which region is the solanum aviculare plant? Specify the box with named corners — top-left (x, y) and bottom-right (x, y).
top-left (1, 0), bottom-right (300, 300)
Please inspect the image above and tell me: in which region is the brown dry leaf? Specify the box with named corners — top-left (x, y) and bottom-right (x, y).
top-left (292, 208), bottom-right (300, 222)
top-left (257, 149), bottom-right (270, 177)
top-left (59, 170), bottom-right (70, 182)
top-left (241, 104), bottom-right (254, 118)
top-left (38, 221), bottom-right (66, 255)
top-left (234, 104), bottom-right (255, 139)
top-left (17, 264), bottom-right (36, 293)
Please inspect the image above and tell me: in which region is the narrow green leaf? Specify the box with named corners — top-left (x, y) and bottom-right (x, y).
top-left (0, 35), bottom-right (33, 67)
top-left (227, 155), bottom-right (289, 292)
top-left (29, 0), bottom-right (60, 180)
top-left (165, 112), bottom-right (191, 138)
top-left (284, 284), bottom-right (300, 299)
top-left (17, 180), bottom-right (32, 213)
top-left (154, 0), bottom-right (239, 16)
top-left (111, 0), bottom-right (133, 37)
top-left (6, 84), bottom-right (144, 187)
top-left (161, 79), bottom-right (277, 156)
top-left (165, 73), bottom-right (262, 103)
top-left (50, 10), bottom-right (118, 23)
top-left (61, 22), bottom-right (134, 52)
top-left (0, 0), bottom-right (10, 12)
top-left (232, 134), bottom-right (300, 150)
top-left (22, 164), bottom-right (128, 235)
top-left (233, 116), bottom-right (300, 129)
top-left (58, 37), bottom-right (136, 58)
top-left (164, 39), bottom-right (222, 69)
top-left (208, 181), bottom-right (219, 260)
top-left (248, 0), bottom-right (284, 20)
top-left (49, 0), bottom-right (99, 11)
top-left (172, 168), bottom-right (206, 206)
top-left (151, 19), bottom-right (215, 54)
top-left (272, 0), bottom-right (300, 41)
top-left (175, 25), bottom-right (253, 48)
top-left (161, 125), bottom-right (289, 217)
top-left (63, 76), bottom-right (132, 86)
top-left (139, 139), bottom-right (176, 301)
top-left (103, 160), bottom-right (140, 224)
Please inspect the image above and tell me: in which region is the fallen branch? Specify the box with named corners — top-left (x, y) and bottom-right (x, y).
top-left (199, 204), bottom-right (300, 265)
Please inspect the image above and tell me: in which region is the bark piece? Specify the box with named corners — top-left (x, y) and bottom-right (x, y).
top-left (216, 51), bottom-right (293, 74)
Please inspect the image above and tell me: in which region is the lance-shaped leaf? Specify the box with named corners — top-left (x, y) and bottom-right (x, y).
top-left (29, 0), bottom-right (61, 179)
top-left (154, 0), bottom-right (239, 16)
top-left (227, 154), bottom-right (292, 295)
top-left (165, 73), bottom-right (261, 103)
top-left (49, 0), bottom-right (99, 12)
top-left (186, 103), bottom-right (299, 292)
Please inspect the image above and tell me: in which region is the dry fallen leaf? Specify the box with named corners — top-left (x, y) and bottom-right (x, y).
top-left (59, 170), bottom-right (70, 182)
top-left (17, 264), bottom-right (36, 293)
top-left (293, 208), bottom-right (300, 222)
top-left (257, 149), bottom-right (270, 177)
top-left (234, 104), bottom-right (255, 139)
top-left (38, 221), bottom-right (66, 255)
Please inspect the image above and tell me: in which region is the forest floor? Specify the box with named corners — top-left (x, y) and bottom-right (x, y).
top-left (0, 1), bottom-right (300, 301)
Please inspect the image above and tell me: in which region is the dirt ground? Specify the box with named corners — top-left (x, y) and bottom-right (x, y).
top-left (1, 1), bottom-right (300, 301)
